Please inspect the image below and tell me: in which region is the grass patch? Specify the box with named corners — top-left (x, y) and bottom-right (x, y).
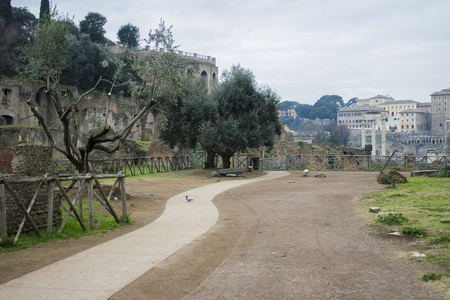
top-left (0, 199), bottom-right (131, 253)
top-left (360, 176), bottom-right (450, 271)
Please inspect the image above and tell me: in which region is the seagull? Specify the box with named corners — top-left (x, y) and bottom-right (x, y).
top-left (186, 195), bottom-right (194, 202)
top-left (216, 178), bottom-right (220, 182)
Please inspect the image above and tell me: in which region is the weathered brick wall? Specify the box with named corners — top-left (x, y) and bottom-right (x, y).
top-left (11, 144), bottom-right (53, 176)
top-left (0, 126), bottom-right (46, 149)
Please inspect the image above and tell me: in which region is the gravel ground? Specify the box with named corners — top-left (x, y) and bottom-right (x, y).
top-left (0, 170), bottom-right (447, 299)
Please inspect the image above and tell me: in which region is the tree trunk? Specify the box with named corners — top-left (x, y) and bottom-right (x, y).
top-left (204, 150), bottom-right (216, 168)
top-left (221, 153), bottom-right (233, 169)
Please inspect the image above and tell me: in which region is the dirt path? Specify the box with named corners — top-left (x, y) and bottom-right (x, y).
top-left (0, 170), bottom-right (447, 299)
top-left (112, 171), bottom-right (446, 299)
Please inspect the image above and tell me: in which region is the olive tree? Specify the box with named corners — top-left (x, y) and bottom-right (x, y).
top-left (24, 15), bottom-right (185, 172)
top-left (199, 65), bottom-right (282, 168)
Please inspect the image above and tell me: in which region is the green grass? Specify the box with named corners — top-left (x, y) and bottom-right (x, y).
top-left (360, 176), bottom-right (450, 288)
top-left (0, 199), bottom-right (131, 253)
top-left (363, 177), bottom-right (450, 237)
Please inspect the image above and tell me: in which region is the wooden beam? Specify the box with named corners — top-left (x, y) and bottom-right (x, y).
top-left (2, 180), bottom-right (41, 236)
top-left (92, 175), bottom-right (120, 224)
top-left (52, 176), bottom-right (87, 231)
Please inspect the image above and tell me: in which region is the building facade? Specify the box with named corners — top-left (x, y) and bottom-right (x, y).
top-left (430, 87), bottom-right (450, 135)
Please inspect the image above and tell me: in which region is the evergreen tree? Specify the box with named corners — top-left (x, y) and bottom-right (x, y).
top-left (39, 0), bottom-right (49, 20)
top-left (0, 0), bottom-right (12, 25)
top-left (79, 12), bottom-right (107, 44)
top-left (117, 23), bottom-right (140, 48)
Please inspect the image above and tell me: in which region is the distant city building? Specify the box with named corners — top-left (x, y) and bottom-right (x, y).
top-left (430, 87), bottom-right (450, 135)
top-left (356, 95), bottom-right (394, 107)
top-left (278, 108), bottom-right (297, 118)
top-left (338, 96), bottom-right (429, 134)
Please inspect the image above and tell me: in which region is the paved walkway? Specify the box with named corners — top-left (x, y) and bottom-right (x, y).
top-left (0, 171), bottom-right (289, 300)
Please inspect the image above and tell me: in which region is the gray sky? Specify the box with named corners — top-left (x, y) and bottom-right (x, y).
top-left (14, 0), bottom-right (450, 104)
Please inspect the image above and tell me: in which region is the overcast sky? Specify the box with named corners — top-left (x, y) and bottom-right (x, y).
top-left (15, 0), bottom-right (450, 104)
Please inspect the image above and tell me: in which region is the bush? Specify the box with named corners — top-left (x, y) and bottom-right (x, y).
top-left (422, 273), bottom-right (444, 282)
top-left (377, 213), bottom-right (410, 225)
top-left (401, 226), bottom-right (427, 236)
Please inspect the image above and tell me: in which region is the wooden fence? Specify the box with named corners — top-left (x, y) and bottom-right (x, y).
top-left (281, 154), bottom-right (449, 171)
top-left (54, 154), bottom-right (449, 176)
top-left (0, 173), bottom-right (126, 244)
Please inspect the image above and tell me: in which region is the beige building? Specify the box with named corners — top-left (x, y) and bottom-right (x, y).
top-left (430, 87), bottom-right (450, 135)
top-left (356, 95), bottom-right (394, 107)
top-left (278, 108), bottom-right (297, 118)
top-left (399, 109), bottom-right (429, 133)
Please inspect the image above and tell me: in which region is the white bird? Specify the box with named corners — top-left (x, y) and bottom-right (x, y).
top-left (114, 196), bottom-right (119, 202)
top-left (186, 195), bottom-right (194, 202)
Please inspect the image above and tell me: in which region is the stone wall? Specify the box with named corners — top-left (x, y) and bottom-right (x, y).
top-left (11, 144), bottom-right (53, 176)
top-left (2, 144), bottom-right (61, 235)
top-left (0, 126), bottom-right (46, 149)
top-left (4, 182), bottom-right (61, 235)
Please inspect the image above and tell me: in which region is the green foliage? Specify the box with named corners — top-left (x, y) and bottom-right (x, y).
top-left (12, 6), bottom-right (37, 38)
top-left (345, 97), bottom-right (358, 107)
top-left (431, 235), bottom-right (450, 245)
top-left (400, 226), bottom-right (427, 236)
top-left (117, 23), bottom-right (140, 48)
top-left (79, 12), bottom-right (107, 44)
top-left (297, 140), bottom-right (304, 148)
top-left (24, 13), bottom-right (70, 82)
top-left (39, 0), bottom-right (50, 20)
top-left (310, 95), bottom-right (343, 120)
top-left (0, 0), bottom-right (12, 25)
top-left (157, 77), bottom-right (216, 149)
top-left (200, 65), bottom-right (282, 168)
top-left (362, 177), bottom-right (450, 273)
top-left (377, 213), bottom-right (410, 225)
top-left (421, 273), bottom-right (444, 282)
top-left (0, 209), bottom-right (124, 253)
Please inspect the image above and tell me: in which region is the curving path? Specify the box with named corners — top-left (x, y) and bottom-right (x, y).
top-left (0, 171), bottom-right (289, 300)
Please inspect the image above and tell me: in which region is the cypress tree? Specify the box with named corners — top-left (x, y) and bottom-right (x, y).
top-left (39, 0), bottom-right (49, 20)
top-left (0, 0), bottom-right (12, 25)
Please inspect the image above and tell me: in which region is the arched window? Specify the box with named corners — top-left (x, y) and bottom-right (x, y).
top-left (201, 71), bottom-right (208, 89)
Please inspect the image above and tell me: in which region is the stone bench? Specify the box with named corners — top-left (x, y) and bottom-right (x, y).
top-left (219, 168), bottom-right (244, 177)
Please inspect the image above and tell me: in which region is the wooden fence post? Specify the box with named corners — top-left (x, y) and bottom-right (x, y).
top-left (0, 183), bottom-right (6, 242)
top-left (88, 179), bottom-right (94, 230)
top-left (2, 180), bottom-right (41, 236)
top-left (46, 180), bottom-right (54, 234)
top-left (120, 174), bottom-right (127, 223)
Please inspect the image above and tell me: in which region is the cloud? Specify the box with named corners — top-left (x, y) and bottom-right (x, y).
top-left (13, 0), bottom-right (450, 104)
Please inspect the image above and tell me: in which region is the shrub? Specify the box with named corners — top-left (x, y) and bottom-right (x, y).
top-left (422, 273), bottom-right (444, 282)
top-left (377, 213), bottom-right (410, 225)
top-left (400, 226), bottom-right (427, 237)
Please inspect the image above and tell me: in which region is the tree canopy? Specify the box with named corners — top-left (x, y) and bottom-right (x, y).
top-left (309, 95), bottom-right (344, 120)
top-left (117, 23), bottom-right (140, 48)
top-left (0, 0), bottom-right (12, 25)
top-left (157, 77), bottom-right (216, 150)
top-left (199, 65), bottom-right (282, 168)
top-left (79, 12), bottom-right (107, 44)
